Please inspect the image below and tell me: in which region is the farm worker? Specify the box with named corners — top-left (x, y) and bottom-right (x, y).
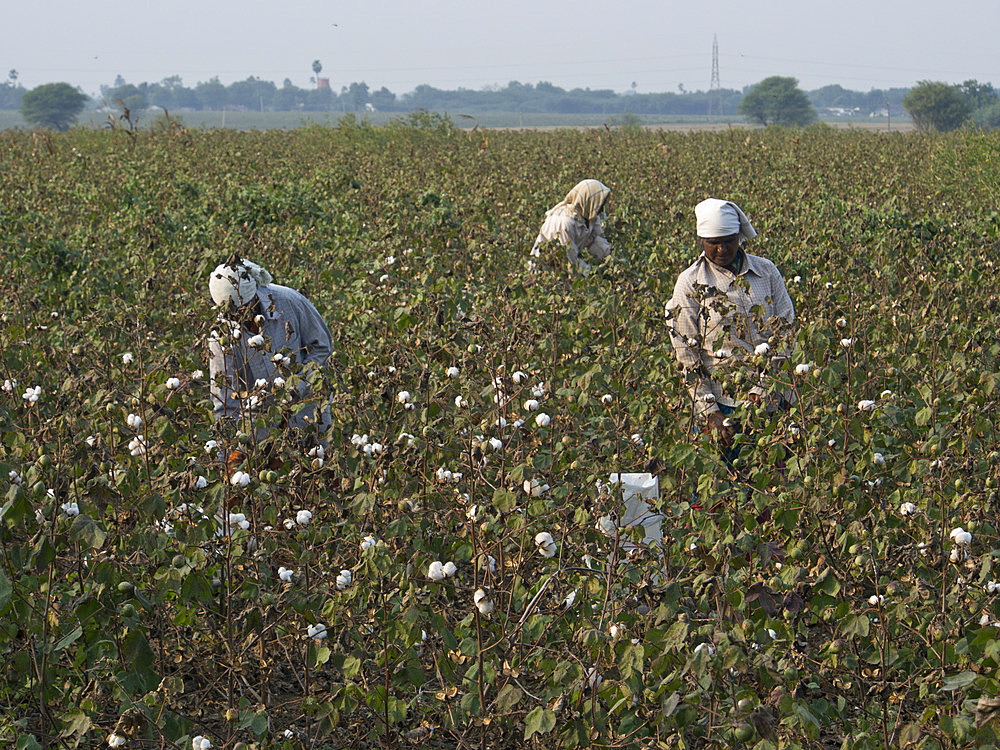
top-left (666, 198), bottom-right (794, 445)
top-left (208, 259), bottom-right (333, 467)
top-left (531, 179), bottom-right (612, 273)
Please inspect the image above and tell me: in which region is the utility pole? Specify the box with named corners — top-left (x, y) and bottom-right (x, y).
top-left (708, 34), bottom-right (721, 117)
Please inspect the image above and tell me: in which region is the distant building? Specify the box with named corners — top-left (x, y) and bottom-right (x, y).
top-left (316, 77), bottom-right (330, 89)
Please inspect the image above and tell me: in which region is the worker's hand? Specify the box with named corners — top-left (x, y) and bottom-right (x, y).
top-left (706, 411), bottom-right (737, 445)
top-left (226, 450), bottom-right (247, 473)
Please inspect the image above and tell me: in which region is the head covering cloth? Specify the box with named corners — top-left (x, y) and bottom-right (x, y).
top-left (695, 198), bottom-right (757, 243)
top-left (547, 179), bottom-right (611, 222)
top-left (209, 259), bottom-right (273, 307)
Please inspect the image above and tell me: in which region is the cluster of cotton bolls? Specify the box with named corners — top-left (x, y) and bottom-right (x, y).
top-left (227, 512), bottom-right (250, 531)
top-left (436, 467), bottom-right (463, 483)
top-left (61, 501), bottom-right (80, 517)
top-left (535, 532), bottom-right (557, 558)
top-left (272, 352), bottom-right (291, 369)
top-left (248, 334), bottom-right (266, 348)
top-left (107, 732), bottom-right (127, 747)
top-left (126, 413), bottom-right (142, 430)
top-left (308, 444), bottom-right (325, 467)
top-left (351, 433), bottom-right (384, 456)
top-left (950, 527), bottom-right (972, 561)
top-left (21, 385), bottom-right (41, 404)
top-left (190, 736), bottom-right (212, 750)
top-left (2, 378), bottom-right (17, 394)
top-left (360, 536), bottom-right (377, 551)
top-left (428, 560), bottom-right (458, 581)
top-left (397, 391), bottom-right (415, 410)
top-left (336, 569), bottom-right (353, 590)
top-left (899, 502), bottom-right (918, 517)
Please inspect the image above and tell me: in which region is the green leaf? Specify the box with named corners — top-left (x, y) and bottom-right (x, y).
top-left (524, 706), bottom-right (557, 741)
top-left (343, 655), bottom-right (361, 679)
top-left (941, 671), bottom-right (978, 690)
top-left (68, 514), bottom-right (107, 550)
top-left (0, 568), bottom-right (12, 611)
top-left (813, 567), bottom-right (841, 596)
top-left (493, 488), bottom-right (517, 513)
top-left (495, 683), bottom-right (522, 713)
top-left (663, 621), bottom-right (688, 651)
top-left (841, 614), bottom-right (870, 638)
top-left (915, 406), bottom-right (933, 426)
top-left (53, 625), bottom-right (83, 653)
top-left (58, 708), bottom-right (91, 737)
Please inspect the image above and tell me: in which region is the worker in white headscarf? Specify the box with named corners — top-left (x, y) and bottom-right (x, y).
top-left (531, 179), bottom-right (612, 273)
top-left (208, 259), bottom-right (333, 459)
top-left (666, 199), bottom-right (794, 443)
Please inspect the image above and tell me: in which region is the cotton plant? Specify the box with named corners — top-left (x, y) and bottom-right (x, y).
top-left (128, 435), bottom-right (147, 457)
top-left (360, 536), bottom-right (377, 551)
top-left (61, 501), bottom-right (80, 517)
top-left (474, 588), bottom-right (494, 615)
top-left (336, 569), bottom-right (353, 590)
top-left (22, 385), bottom-right (41, 404)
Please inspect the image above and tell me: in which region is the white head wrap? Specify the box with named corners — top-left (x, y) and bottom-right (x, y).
top-left (695, 198), bottom-right (757, 242)
top-left (547, 179), bottom-right (611, 223)
top-left (209, 260), bottom-right (273, 307)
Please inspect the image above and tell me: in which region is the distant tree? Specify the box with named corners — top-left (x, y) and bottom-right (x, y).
top-left (970, 102), bottom-right (1000, 131)
top-left (346, 81), bottom-right (369, 111)
top-left (739, 76), bottom-right (816, 126)
top-left (8, 69), bottom-right (17, 83)
top-left (195, 77), bottom-right (228, 109)
top-left (370, 86), bottom-right (396, 111)
top-left (20, 82), bottom-right (88, 130)
top-left (961, 79), bottom-right (997, 110)
top-left (312, 60), bottom-right (322, 86)
top-left (903, 81), bottom-right (972, 132)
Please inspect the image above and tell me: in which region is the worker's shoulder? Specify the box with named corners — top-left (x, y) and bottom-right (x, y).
top-left (744, 253), bottom-right (783, 277)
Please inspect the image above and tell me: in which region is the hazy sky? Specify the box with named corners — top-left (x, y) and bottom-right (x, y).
top-left (5, 0), bottom-right (998, 97)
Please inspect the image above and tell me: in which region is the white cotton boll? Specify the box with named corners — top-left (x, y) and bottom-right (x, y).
top-left (873, 452), bottom-right (886, 465)
top-left (454, 395), bottom-right (467, 408)
top-left (385, 255), bottom-right (395, 265)
top-left (336, 569), bottom-right (353, 590)
top-left (531, 382), bottom-right (546, 398)
top-left (880, 390), bottom-right (894, 399)
top-left (523, 399), bottom-right (539, 411)
top-left (950, 548), bottom-right (962, 562)
top-left (899, 502), bottom-right (917, 517)
top-left (427, 561), bottom-right (445, 581)
top-left (523, 479), bottom-right (549, 497)
top-left (488, 437), bottom-right (503, 452)
top-left (585, 666), bottom-right (603, 689)
top-left (2, 378), bottom-right (17, 394)
top-left (248, 334), bottom-right (265, 348)
top-left (451, 471), bottom-right (463, 482)
top-left (754, 342), bottom-right (771, 356)
top-left (9, 470), bottom-right (23, 485)
top-left (988, 581), bottom-right (998, 594)
top-left (307, 623), bottom-right (327, 640)
top-left (397, 391), bottom-right (411, 404)
top-left (283, 518), bottom-right (295, 530)
top-left (85, 434), bottom-right (97, 447)
top-left (564, 589), bottom-right (577, 608)
top-left (466, 505), bottom-right (479, 521)
top-left (981, 614), bottom-right (992, 626)
top-left (858, 400), bottom-right (876, 411)
top-left (446, 366), bottom-right (459, 378)
top-left (254, 378), bottom-right (268, 389)
top-left (840, 338), bottom-right (854, 348)
top-left (442, 561), bottom-right (457, 577)
top-left (767, 628), bottom-right (777, 640)
top-left (191, 369), bottom-right (204, 381)
top-left (388, 366), bottom-right (397, 374)
top-left (693, 643), bottom-right (715, 657)
top-left (195, 737), bottom-right (212, 750)
top-left (836, 317), bottom-right (847, 328)
top-left (122, 352), bottom-right (134, 365)
top-left (795, 363), bottom-right (811, 375)
top-left (379, 274), bottom-right (389, 283)
top-left (278, 566), bottom-right (294, 582)
top-left (22, 385), bottom-right (41, 403)
top-left (108, 733), bottom-right (127, 748)
top-left (126, 413), bottom-right (142, 430)
top-left (788, 424), bottom-right (800, 437)
top-left (868, 594), bottom-right (884, 606)
top-left (535, 412), bottom-right (551, 428)
top-left (610, 623), bottom-right (622, 639)
top-left (271, 376), bottom-right (285, 389)
top-left (601, 394), bottom-right (613, 404)
top-left (361, 536), bottom-right (377, 551)
top-left (828, 439), bottom-right (837, 447)
top-left (47, 488), bottom-right (56, 499)
top-left (950, 528), bottom-right (972, 545)
top-left (165, 377), bottom-right (181, 390)
top-left (474, 588), bottom-right (494, 615)
top-left (686, 337), bottom-right (699, 347)
top-left (793, 275), bottom-right (802, 283)
top-left (713, 348), bottom-right (730, 359)
top-left (61, 501), bottom-right (80, 517)
top-left (363, 444), bottom-right (373, 456)
top-left (826, 282), bottom-right (833, 289)
top-left (513, 371), bottom-right (527, 384)
top-left (296, 510), bottom-right (313, 526)
top-left (700, 393), bottom-right (716, 404)
top-left (917, 542), bottom-right (929, 556)
top-left (631, 433), bottom-right (644, 446)
top-left (228, 512), bottom-right (250, 530)
top-left (230, 471), bottom-right (250, 487)
top-left (436, 467), bottom-right (453, 482)
top-left (535, 531), bottom-right (557, 558)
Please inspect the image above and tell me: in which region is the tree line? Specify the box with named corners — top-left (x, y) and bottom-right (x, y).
top-left (8, 72), bottom-right (1000, 133)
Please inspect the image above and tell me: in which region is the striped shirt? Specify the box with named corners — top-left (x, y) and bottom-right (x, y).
top-left (666, 251), bottom-right (794, 415)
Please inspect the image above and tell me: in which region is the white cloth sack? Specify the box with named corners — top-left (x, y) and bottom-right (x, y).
top-left (599, 472), bottom-right (662, 548)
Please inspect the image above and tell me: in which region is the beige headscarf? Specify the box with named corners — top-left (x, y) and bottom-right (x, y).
top-left (209, 260), bottom-right (273, 307)
top-left (547, 179), bottom-right (611, 222)
top-left (695, 198), bottom-right (757, 242)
